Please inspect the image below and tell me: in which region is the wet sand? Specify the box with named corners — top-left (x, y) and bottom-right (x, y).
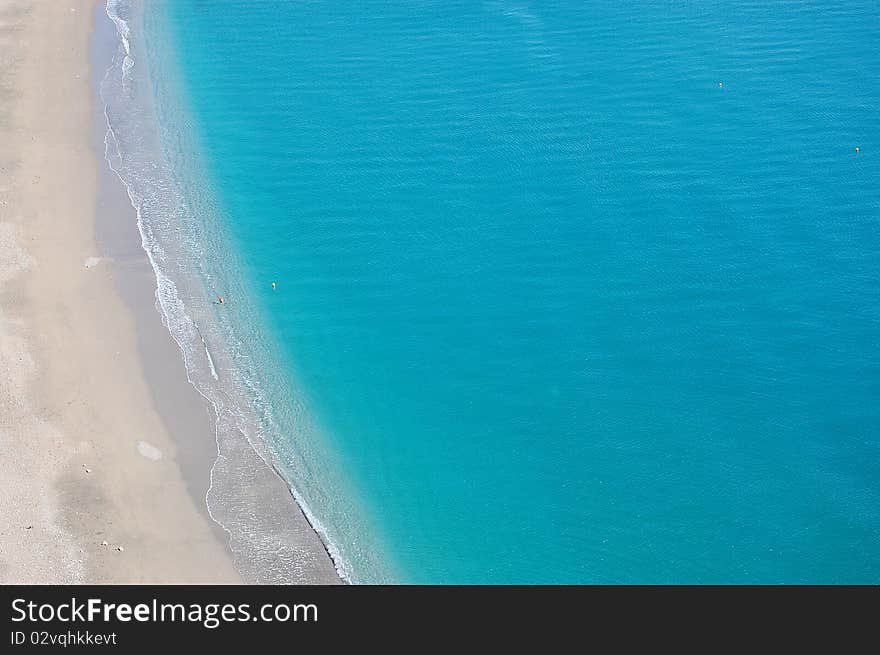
top-left (0, 0), bottom-right (240, 584)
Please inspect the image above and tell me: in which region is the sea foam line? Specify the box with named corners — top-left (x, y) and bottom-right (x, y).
top-left (101, 0), bottom-right (354, 584)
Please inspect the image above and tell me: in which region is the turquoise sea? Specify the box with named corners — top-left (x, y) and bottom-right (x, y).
top-left (107, 0), bottom-right (879, 583)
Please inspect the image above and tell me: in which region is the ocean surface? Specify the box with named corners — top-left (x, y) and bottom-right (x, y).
top-left (107, 0), bottom-right (879, 583)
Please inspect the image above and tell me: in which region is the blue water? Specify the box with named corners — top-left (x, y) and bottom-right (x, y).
top-left (146, 1), bottom-right (879, 583)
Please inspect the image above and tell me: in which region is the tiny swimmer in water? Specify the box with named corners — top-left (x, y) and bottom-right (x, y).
top-left (217, 296), bottom-right (225, 305)
top-left (272, 282), bottom-right (277, 290)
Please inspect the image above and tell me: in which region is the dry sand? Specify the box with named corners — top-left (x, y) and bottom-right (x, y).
top-left (0, 0), bottom-right (241, 584)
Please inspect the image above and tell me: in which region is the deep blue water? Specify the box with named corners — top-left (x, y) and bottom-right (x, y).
top-left (148, 0), bottom-right (879, 582)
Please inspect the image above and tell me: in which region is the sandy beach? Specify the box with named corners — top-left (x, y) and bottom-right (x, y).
top-left (0, 0), bottom-right (242, 583)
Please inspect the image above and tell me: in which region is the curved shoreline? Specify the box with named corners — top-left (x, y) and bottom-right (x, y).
top-left (0, 0), bottom-right (240, 584)
top-left (99, 0), bottom-right (341, 584)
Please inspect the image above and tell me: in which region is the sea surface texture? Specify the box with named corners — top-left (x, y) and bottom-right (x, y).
top-left (135, 1), bottom-right (878, 582)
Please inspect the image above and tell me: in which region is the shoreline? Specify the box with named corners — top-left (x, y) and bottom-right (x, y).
top-left (0, 0), bottom-right (240, 583)
top-left (88, 1), bottom-right (238, 575)
top-left (0, 0), bottom-right (340, 584)
top-left (99, 0), bottom-right (342, 584)
top-left (0, 0), bottom-right (338, 584)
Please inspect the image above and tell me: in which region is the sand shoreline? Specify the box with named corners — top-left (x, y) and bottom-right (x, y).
top-left (1, 0), bottom-right (340, 585)
top-left (96, 0), bottom-right (342, 584)
top-left (0, 0), bottom-right (241, 584)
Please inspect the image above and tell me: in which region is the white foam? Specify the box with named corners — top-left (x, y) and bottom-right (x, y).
top-left (204, 341), bottom-right (218, 380)
top-left (83, 256), bottom-right (101, 269)
top-left (99, 0), bottom-right (358, 584)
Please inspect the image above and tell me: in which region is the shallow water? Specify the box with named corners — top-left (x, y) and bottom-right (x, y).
top-left (134, 0), bottom-right (880, 582)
